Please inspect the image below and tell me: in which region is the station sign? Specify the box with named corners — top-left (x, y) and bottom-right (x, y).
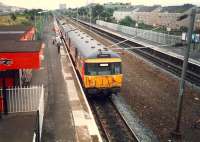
top-left (193, 34), bottom-right (200, 43)
top-left (0, 58), bottom-right (13, 66)
top-left (182, 32), bottom-right (200, 43)
top-left (0, 52), bottom-right (40, 71)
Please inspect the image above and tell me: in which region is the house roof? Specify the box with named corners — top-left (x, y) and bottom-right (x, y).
top-left (161, 4), bottom-right (194, 13)
top-left (137, 5), bottom-right (161, 12)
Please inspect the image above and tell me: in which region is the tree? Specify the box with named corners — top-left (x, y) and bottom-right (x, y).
top-left (119, 16), bottom-right (136, 27)
top-left (30, 15), bottom-right (35, 21)
top-left (101, 8), bottom-right (114, 19)
top-left (78, 7), bottom-right (88, 16)
top-left (10, 13), bottom-right (17, 21)
top-left (138, 22), bottom-right (153, 30)
top-left (91, 4), bottom-right (104, 18)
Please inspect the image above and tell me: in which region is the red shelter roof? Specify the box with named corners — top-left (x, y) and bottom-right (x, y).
top-left (0, 25), bottom-right (35, 41)
top-left (0, 40), bottom-right (43, 71)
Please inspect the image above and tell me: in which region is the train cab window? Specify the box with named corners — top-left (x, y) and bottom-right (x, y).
top-left (98, 63), bottom-right (111, 75)
top-left (85, 64), bottom-right (98, 75)
top-left (85, 62), bottom-right (121, 75)
top-left (111, 62), bottom-right (121, 74)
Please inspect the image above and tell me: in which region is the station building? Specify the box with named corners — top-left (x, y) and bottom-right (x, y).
top-left (0, 25), bottom-right (45, 142)
top-left (0, 25), bottom-right (44, 88)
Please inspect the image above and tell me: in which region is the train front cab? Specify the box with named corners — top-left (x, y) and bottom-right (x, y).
top-left (82, 58), bottom-right (123, 95)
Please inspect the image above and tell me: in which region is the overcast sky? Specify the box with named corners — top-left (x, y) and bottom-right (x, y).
top-left (0, 0), bottom-right (200, 9)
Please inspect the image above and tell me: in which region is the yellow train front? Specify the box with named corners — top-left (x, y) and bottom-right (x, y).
top-left (61, 23), bottom-right (123, 95)
top-left (82, 53), bottom-right (122, 94)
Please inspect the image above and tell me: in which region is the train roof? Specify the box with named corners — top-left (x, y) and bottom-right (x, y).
top-left (62, 24), bottom-right (120, 59)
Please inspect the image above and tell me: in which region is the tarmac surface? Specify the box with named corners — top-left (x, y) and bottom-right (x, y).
top-left (38, 19), bottom-right (75, 142)
top-left (0, 112), bottom-right (36, 142)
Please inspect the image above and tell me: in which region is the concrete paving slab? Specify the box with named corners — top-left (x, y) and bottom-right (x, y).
top-left (39, 19), bottom-right (75, 142)
top-left (0, 112), bottom-right (36, 142)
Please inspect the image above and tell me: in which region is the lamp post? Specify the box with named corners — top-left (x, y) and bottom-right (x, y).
top-left (135, 22), bottom-right (138, 36)
top-left (37, 11), bottom-right (48, 39)
top-left (166, 27), bottom-right (171, 45)
top-left (76, 7), bottom-right (79, 22)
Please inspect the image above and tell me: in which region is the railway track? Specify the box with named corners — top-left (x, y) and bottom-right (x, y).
top-left (89, 97), bottom-right (139, 142)
top-left (57, 18), bottom-right (141, 142)
top-left (72, 18), bottom-right (200, 87)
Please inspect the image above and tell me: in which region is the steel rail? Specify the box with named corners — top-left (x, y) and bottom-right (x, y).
top-left (73, 18), bottom-right (200, 87)
top-left (89, 97), bottom-right (139, 142)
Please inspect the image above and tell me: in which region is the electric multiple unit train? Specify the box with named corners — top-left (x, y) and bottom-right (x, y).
top-left (60, 22), bottom-right (123, 95)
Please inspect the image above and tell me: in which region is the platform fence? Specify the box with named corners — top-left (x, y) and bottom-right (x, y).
top-left (96, 20), bottom-right (182, 46)
top-left (0, 85), bottom-right (44, 142)
top-left (0, 85), bottom-right (44, 113)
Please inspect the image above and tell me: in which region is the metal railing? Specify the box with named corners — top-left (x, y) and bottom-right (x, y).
top-left (0, 85), bottom-right (44, 113)
top-left (96, 20), bottom-right (182, 46)
top-left (0, 85), bottom-right (45, 142)
top-left (38, 86), bottom-right (44, 141)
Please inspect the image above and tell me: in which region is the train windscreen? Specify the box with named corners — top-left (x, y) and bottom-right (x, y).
top-left (85, 63), bottom-right (121, 75)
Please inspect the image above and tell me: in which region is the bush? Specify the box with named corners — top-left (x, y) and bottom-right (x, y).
top-left (119, 16), bottom-right (136, 27)
top-left (10, 13), bottom-right (17, 21)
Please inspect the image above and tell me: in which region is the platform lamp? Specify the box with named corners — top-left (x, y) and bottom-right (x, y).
top-left (36, 10), bottom-right (48, 39)
top-left (135, 22), bottom-right (138, 36)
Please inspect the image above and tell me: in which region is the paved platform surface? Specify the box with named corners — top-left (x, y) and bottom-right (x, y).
top-left (37, 19), bottom-right (75, 142)
top-left (0, 112), bottom-right (36, 142)
top-left (125, 32), bottom-right (200, 62)
top-left (0, 17), bottom-right (102, 142)
top-left (38, 18), bottom-right (101, 142)
top-left (60, 44), bottom-right (102, 142)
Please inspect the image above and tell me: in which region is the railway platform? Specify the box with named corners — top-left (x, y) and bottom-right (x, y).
top-left (0, 18), bottom-right (102, 142)
top-left (0, 112), bottom-right (36, 142)
top-left (40, 19), bottom-right (102, 142)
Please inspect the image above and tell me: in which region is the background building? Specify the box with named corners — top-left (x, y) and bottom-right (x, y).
top-left (113, 4), bottom-right (200, 30)
top-left (59, 4), bottom-right (66, 10)
top-left (103, 2), bottom-right (132, 9)
top-left (0, 2), bottom-right (26, 14)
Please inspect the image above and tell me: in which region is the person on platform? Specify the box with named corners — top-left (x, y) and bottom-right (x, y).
top-left (55, 36), bottom-right (61, 54)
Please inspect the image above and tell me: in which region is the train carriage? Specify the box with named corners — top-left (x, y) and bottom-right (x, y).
top-left (61, 24), bottom-right (123, 95)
